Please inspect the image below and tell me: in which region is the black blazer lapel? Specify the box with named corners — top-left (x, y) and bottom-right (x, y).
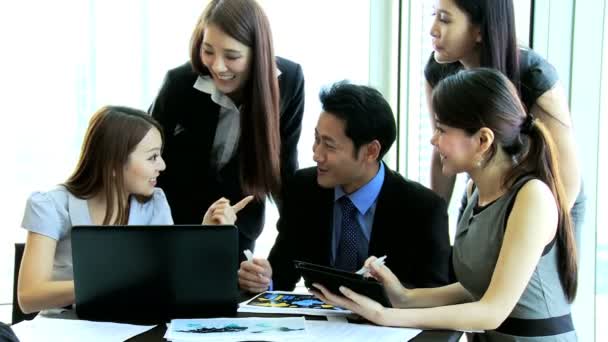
top-left (314, 185), bottom-right (335, 266)
top-left (368, 168), bottom-right (395, 257)
top-left (184, 91), bottom-right (220, 158)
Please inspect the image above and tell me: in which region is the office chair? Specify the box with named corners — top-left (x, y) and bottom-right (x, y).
top-left (12, 243), bottom-right (37, 324)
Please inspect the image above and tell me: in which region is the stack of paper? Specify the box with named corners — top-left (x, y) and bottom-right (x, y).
top-left (11, 315), bottom-right (156, 342)
top-left (238, 291), bottom-right (351, 316)
top-left (164, 317), bottom-right (309, 342)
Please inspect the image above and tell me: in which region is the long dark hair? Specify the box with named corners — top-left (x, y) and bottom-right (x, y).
top-left (452, 0), bottom-right (520, 88)
top-left (190, 0), bottom-right (281, 200)
top-left (64, 106), bottom-right (164, 225)
top-left (432, 68), bottom-right (577, 302)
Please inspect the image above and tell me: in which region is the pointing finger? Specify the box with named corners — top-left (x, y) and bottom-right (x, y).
top-left (232, 195), bottom-right (254, 213)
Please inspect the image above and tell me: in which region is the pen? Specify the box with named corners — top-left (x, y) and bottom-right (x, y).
top-left (355, 255), bottom-right (387, 275)
top-left (243, 249), bottom-right (264, 279)
top-left (244, 249), bottom-right (254, 262)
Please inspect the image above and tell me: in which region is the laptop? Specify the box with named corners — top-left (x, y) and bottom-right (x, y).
top-left (71, 225), bottom-right (239, 324)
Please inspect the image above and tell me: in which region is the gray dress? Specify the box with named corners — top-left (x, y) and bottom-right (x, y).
top-left (453, 177), bottom-right (576, 341)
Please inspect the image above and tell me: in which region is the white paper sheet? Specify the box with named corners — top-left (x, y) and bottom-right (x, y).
top-left (306, 320), bottom-right (422, 342)
top-left (11, 315), bottom-right (156, 342)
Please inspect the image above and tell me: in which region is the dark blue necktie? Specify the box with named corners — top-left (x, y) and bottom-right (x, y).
top-left (335, 196), bottom-right (360, 271)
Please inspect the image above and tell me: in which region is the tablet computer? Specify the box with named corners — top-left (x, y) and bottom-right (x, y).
top-left (294, 260), bottom-right (392, 307)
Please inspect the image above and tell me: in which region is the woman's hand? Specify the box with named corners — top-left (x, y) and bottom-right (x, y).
top-left (362, 256), bottom-right (409, 308)
top-left (202, 196), bottom-right (254, 225)
top-left (310, 283), bottom-right (388, 325)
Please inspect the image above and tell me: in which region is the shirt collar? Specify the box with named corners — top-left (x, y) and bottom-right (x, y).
top-left (193, 76), bottom-right (238, 110)
top-left (193, 67), bottom-right (282, 109)
top-left (334, 162), bottom-right (385, 215)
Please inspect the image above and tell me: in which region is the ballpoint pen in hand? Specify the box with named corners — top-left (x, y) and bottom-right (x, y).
top-left (355, 255), bottom-right (387, 276)
top-left (243, 249), bottom-right (264, 278)
top-left (243, 249), bottom-right (254, 262)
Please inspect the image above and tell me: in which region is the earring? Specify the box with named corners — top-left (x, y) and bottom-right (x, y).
top-left (475, 156), bottom-right (483, 168)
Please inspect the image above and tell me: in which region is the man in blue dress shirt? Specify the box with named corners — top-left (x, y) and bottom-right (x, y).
top-left (238, 81), bottom-right (451, 293)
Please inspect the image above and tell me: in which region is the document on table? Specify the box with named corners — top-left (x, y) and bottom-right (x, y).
top-left (11, 315), bottom-right (156, 342)
top-left (238, 291), bottom-right (352, 316)
top-left (306, 320), bottom-right (422, 342)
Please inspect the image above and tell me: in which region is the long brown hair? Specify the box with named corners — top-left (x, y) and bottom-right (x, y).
top-left (64, 106), bottom-right (164, 225)
top-left (451, 0), bottom-right (520, 91)
top-left (190, 0), bottom-right (281, 200)
top-left (432, 68), bottom-right (577, 301)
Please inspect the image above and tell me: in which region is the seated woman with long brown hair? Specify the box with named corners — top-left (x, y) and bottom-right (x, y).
top-left (18, 106), bottom-right (252, 315)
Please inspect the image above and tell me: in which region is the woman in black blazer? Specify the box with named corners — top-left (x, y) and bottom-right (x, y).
top-left (149, 0), bottom-right (305, 258)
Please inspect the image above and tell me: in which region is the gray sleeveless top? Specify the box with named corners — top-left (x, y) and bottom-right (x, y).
top-left (453, 177), bottom-right (577, 341)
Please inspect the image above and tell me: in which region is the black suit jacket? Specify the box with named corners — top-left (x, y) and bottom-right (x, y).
top-left (268, 166), bottom-right (451, 290)
top-left (149, 57), bottom-right (304, 243)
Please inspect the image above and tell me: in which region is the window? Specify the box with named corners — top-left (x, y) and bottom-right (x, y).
top-left (538, 0), bottom-right (608, 339)
top-left (596, 1), bottom-right (608, 339)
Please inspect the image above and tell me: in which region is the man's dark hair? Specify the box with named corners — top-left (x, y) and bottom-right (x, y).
top-left (319, 81), bottom-right (396, 160)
